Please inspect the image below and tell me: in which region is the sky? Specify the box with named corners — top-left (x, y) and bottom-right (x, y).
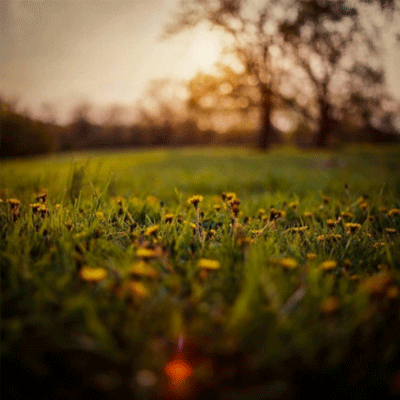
top-left (1, 0), bottom-right (399, 125)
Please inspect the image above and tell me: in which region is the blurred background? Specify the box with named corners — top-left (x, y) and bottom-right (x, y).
top-left (1, 0), bottom-right (400, 158)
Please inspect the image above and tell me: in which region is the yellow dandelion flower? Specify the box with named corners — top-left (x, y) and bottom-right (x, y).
top-left (288, 201), bottom-right (299, 210)
top-left (306, 253), bottom-right (317, 260)
top-left (120, 281), bottom-right (150, 299)
top-left (130, 261), bottom-right (159, 280)
top-left (198, 258), bottom-right (221, 270)
top-left (6, 198), bottom-right (20, 209)
top-left (225, 192), bottom-right (236, 201)
top-left (144, 225), bottom-right (159, 236)
top-left (136, 247), bottom-right (160, 259)
top-left (79, 266), bottom-right (108, 282)
top-left (35, 192), bottom-right (47, 203)
top-left (320, 296), bottom-right (340, 314)
top-left (287, 226), bottom-right (309, 233)
top-left (320, 260), bottom-right (337, 270)
top-left (114, 196), bottom-right (124, 206)
top-left (303, 211), bottom-right (313, 218)
top-left (188, 195), bottom-right (203, 208)
top-left (164, 213), bottom-right (175, 223)
top-left (327, 219), bottom-right (336, 228)
top-left (258, 208), bottom-right (266, 216)
top-left (280, 258), bottom-right (298, 270)
top-left (385, 228), bottom-right (396, 235)
top-left (362, 271), bottom-right (394, 295)
top-left (29, 203), bottom-right (43, 213)
top-left (269, 208), bottom-right (285, 220)
top-left (213, 204), bottom-right (221, 212)
top-left (96, 212), bottom-right (104, 220)
top-left (340, 211), bottom-right (355, 220)
top-left (345, 222), bottom-right (361, 235)
top-left (388, 209), bottom-right (400, 217)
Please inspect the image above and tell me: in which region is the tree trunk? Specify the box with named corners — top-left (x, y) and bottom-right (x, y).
top-left (314, 100), bottom-right (334, 148)
top-left (258, 88), bottom-right (280, 150)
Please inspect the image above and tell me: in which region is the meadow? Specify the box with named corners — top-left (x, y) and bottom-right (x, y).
top-left (1, 145), bottom-right (400, 399)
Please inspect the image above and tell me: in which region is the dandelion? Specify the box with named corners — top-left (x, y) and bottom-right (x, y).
top-left (6, 198), bottom-right (20, 209)
top-left (303, 211), bottom-right (313, 218)
top-left (269, 208), bottom-right (285, 221)
top-left (385, 228), bottom-right (396, 235)
top-left (258, 208), bottom-right (266, 217)
top-left (187, 195), bottom-right (203, 209)
top-left (165, 213), bottom-right (175, 223)
top-left (35, 192), bottom-right (47, 203)
top-left (79, 266), bottom-right (108, 282)
top-left (213, 204), bottom-right (221, 212)
top-left (359, 201), bottom-right (368, 211)
top-left (280, 258), bottom-right (298, 270)
top-left (288, 201), bottom-right (298, 210)
top-left (345, 222), bottom-right (361, 235)
top-left (340, 211), bottom-right (355, 220)
top-left (388, 209), bottom-right (400, 217)
top-left (144, 225), bottom-right (159, 237)
top-left (136, 247), bottom-right (160, 260)
top-left (198, 258), bottom-right (220, 270)
top-left (119, 281), bottom-right (150, 299)
top-left (320, 260), bottom-right (337, 270)
top-left (362, 271), bottom-right (394, 295)
top-left (306, 253), bottom-right (317, 260)
top-left (287, 226), bottom-right (309, 233)
top-left (29, 203), bottom-right (43, 213)
top-left (225, 192), bottom-right (236, 201)
top-left (95, 212), bottom-right (104, 220)
top-left (188, 195), bottom-right (203, 240)
top-left (130, 261), bottom-right (159, 280)
top-left (320, 296), bottom-right (340, 314)
top-left (327, 219), bottom-right (336, 228)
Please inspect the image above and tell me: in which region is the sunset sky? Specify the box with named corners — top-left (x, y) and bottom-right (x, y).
top-left (1, 0), bottom-right (399, 124)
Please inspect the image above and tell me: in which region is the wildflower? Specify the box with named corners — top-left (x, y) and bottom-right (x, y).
top-left (96, 212), bottom-right (104, 220)
top-left (269, 257), bottom-right (298, 269)
top-left (29, 203), bottom-right (43, 213)
top-left (213, 204), bottom-right (221, 212)
top-left (35, 192), bottom-right (47, 203)
top-left (136, 247), bottom-right (160, 260)
top-left (320, 260), bottom-right (337, 270)
top-left (79, 266), bottom-right (108, 282)
top-left (327, 219), bottom-right (336, 228)
top-left (130, 261), bottom-right (159, 280)
top-left (287, 226), bottom-right (309, 233)
top-left (385, 228), bottom-right (396, 235)
top-left (288, 201), bottom-right (298, 210)
top-left (280, 258), bottom-right (298, 270)
top-left (119, 281), bottom-right (150, 299)
top-left (187, 195), bottom-right (203, 209)
top-left (198, 258), bottom-right (220, 270)
top-left (340, 211), bottom-right (355, 220)
top-left (318, 234), bottom-right (342, 242)
top-left (258, 208), bottom-right (266, 217)
top-left (306, 253), bottom-right (317, 260)
top-left (303, 211), bottom-right (313, 218)
top-left (6, 198), bottom-right (20, 209)
top-left (269, 208), bottom-right (285, 221)
top-left (320, 296), bottom-right (340, 314)
top-left (388, 209), bottom-right (400, 217)
top-left (359, 201), bottom-right (368, 211)
top-left (165, 213), bottom-right (175, 223)
top-left (225, 192), bottom-right (236, 201)
top-left (114, 196), bottom-right (124, 206)
top-left (345, 222), bottom-right (361, 235)
top-left (144, 225), bottom-right (159, 237)
top-left (361, 271), bottom-right (394, 295)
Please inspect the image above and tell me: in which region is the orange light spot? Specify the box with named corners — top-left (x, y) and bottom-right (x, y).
top-left (165, 356), bottom-right (193, 384)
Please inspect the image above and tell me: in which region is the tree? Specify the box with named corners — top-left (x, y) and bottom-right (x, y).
top-left (165, 0), bottom-right (288, 149)
top-left (279, 0), bottom-right (399, 147)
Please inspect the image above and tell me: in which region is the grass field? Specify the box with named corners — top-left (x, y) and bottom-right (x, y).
top-left (1, 145), bottom-right (400, 399)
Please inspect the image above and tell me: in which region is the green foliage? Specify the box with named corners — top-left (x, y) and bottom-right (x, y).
top-left (1, 145), bottom-right (400, 398)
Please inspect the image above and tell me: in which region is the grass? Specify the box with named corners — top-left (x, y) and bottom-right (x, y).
top-left (1, 145), bottom-right (400, 399)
